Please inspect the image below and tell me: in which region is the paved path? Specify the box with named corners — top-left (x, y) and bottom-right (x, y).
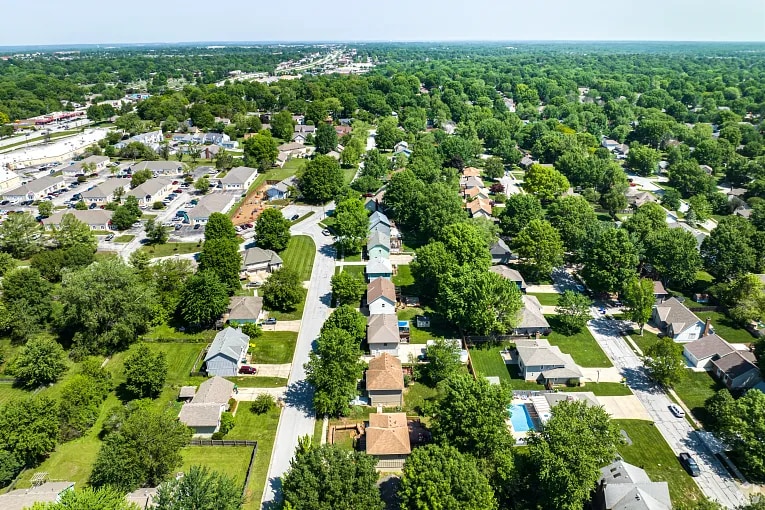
top-left (252, 364), bottom-right (292, 378)
top-left (268, 320), bottom-right (301, 332)
top-left (234, 387), bottom-right (287, 401)
top-left (261, 206), bottom-right (335, 509)
top-left (587, 315), bottom-right (746, 508)
top-left (598, 395), bottom-right (652, 420)
top-left (579, 367), bottom-right (623, 383)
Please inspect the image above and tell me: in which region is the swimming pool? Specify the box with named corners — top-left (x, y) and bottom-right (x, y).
top-left (509, 403), bottom-right (536, 432)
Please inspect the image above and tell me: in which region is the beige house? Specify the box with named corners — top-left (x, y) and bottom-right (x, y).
top-left (127, 177), bottom-right (173, 207)
top-left (366, 353), bottom-right (404, 406)
top-left (43, 209), bottom-right (113, 230)
top-left (366, 412), bottom-right (411, 465)
top-left (177, 376), bottom-right (234, 437)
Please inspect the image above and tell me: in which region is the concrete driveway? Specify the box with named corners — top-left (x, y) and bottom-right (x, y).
top-left (252, 364), bottom-right (292, 378)
top-left (598, 395), bottom-right (651, 420)
top-left (580, 367), bottom-right (623, 383)
top-left (268, 321), bottom-right (301, 332)
top-left (587, 315), bottom-right (746, 508)
top-left (234, 387), bottom-right (287, 401)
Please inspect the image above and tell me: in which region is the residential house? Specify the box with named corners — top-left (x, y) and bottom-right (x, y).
top-left (277, 142), bottom-right (314, 160)
top-left (80, 179), bottom-right (126, 204)
top-left (292, 114), bottom-right (306, 125)
top-left (464, 186), bottom-right (490, 200)
top-left (593, 460), bottom-right (671, 510)
top-left (519, 155), bottom-right (535, 169)
top-left (365, 412), bottom-right (411, 465)
top-left (291, 133), bottom-right (307, 144)
top-left (198, 144), bottom-right (221, 160)
top-left (63, 155), bottom-right (110, 176)
top-left (188, 192), bottom-right (239, 224)
top-left (43, 209), bottom-right (113, 230)
top-left (365, 353), bottom-right (404, 406)
top-left (516, 338), bottom-right (583, 385)
top-left (294, 124), bottom-right (316, 136)
top-left (203, 328), bottom-right (250, 377)
top-left (601, 138), bottom-right (620, 151)
top-left (220, 166), bottom-right (258, 191)
top-left (366, 257), bottom-right (393, 281)
top-left (652, 297), bottom-right (709, 342)
top-left (393, 141), bottom-right (412, 157)
top-left (367, 231), bottom-right (391, 260)
top-left (115, 130), bottom-right (163, 150)
top-left (700, 165), bottom-right (714, 175)
top-left (668, 221), bottom-right (707, 250)
top-left (490, 239), bottom-right (515, 264)
top-left (367, 277), bottom-right (396, 315)
top-left (625, 188), bottom-right (657, 208)
top-left (266, 177), bottom-right (295, 201)
top-left (441, 120), bottom-right (457, 134)
top-left (489, 265), bottom-right (527, 292)
top-left (369, 211), bottom-right (390, 230)
top-left (0, 168), bottom-right (21, 192)
top-left (711, 351), bottom-right (761, 390)
top-left (367, 314), bottom-right (401, 355)
top-left (514, 295), bottom-right (551, 336)
top-left (178, 376), bottom-right (235, 437)
top-left (129, 160), bottom-right (185, 176)
top-left (125, 488), bottom-right (158, 509)
top-left (683, 334), bottom-right (735, 369)
top-left (653, 281), bottom-right (669, 302)
top-left (614, 143), bottom-right (630, 159)
top-left (0, 482), bottom-right (76, 510)
top-left (226, 296), bottom-right (264, 324)
top-left (326, 150), bottom-right (341, 160)
top-left (127, 177), bottom-right (173, 207)
top-left (335, 125), bottom-right (352, 138)
top-left (3, 175), bottom-right (66, 202)
top-left (369, 221), bottom-right (391, 238)
top-left (241, 247), bottom-right (283, 275)
top-left (461, 175), bottom-right (485, 190)
top-left (178, 386), bottom-right (196, 402)
top-left (462, 167), bottom-right (482, 178)
top-left (467, 198), bottom-right (493, 219)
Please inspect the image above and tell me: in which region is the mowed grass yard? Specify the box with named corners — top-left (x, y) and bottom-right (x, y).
top-left (248, 331), bottom-right (298, 364)
top-left (279, 235), bottom-right (316, 281)
top-left (180, 446), bottom-right (253, 484)
top-left (614, 419), bottom-right (705, 504)
top-left (139, 241), bottom-right (202, 258)
top-left (695, 311), bottom-right (757, 344)
top-left (528, 292), bottom-right (560, 306)
top-left (545, 316), bottom-right (612, 367)
top-left (397, 307), bottom-right (460, 344)
top-left (672, 370), bottom-right (723, 427)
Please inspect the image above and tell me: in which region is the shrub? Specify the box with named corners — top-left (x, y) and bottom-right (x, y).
top-left (152, 201), bottom-right (165, 210)
top-left (251, 394), bottom-right (276, 414)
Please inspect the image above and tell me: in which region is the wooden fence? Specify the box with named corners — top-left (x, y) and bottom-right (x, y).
top-left (188, 439), bottom-right (258, 447)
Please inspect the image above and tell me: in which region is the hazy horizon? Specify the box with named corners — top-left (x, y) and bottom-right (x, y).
top-left (1, 0), bottom-right (763, 47)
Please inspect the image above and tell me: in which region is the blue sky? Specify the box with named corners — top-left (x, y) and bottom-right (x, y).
top-left (1, 0), bottom-right (763, 46)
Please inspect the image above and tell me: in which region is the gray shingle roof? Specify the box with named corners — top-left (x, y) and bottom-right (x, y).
top-left (204, 328), bottom-right (249, 364)
top-left (127, 177), bottom-right (172, 198)
top-left (600, 461), bottom-right (671, 510)
top-left (367, 314), bottom-right (400, 345)
top-left (191, 376), bottom-right (235, 405)
top-left (653, 297), bottom-right (702, 335)
top-left (366, 257), bottom-right (392, 275)
top-left (367, 231), bottom-right (390, 251)
top-left (517, 295), bottom-right (550, 329)
top-left (489, 265), bottom-right (526, 287)
top-left (178, 403), bottom-right (223, 427)
top-left (228, 296), bottom-right (263, 322)
top-left (241, 247), bottom-right (282, 269)
top-left (684, 334), bottom-right (734, 361)
top-left (221, 166), bottom-right (257, 186)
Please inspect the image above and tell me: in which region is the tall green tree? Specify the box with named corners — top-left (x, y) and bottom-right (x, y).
top-left (581, 228), bottom-right (639, 294)
top-left (51, 213), bottom-right (97, 250)
top-left (205, 212), bottom-right (238, 242)
top-left (523, 164), bottom-right (570, 201)
top-left (554, 290), bottom-right (593, 334)
top-left (315, 122), bottom-right (338, 155)
top-left (281, 443), bottom-right (384, 510)
top-left (498, 193), bottom-right (543, 238)
top-left (547, 195), bottom-right (598, 252)
top-left (513, 219), bottom-right (564, 280)
top-left (527, 400), bottom-right (622, 510)
top-left (0, 212), bottom-right (43, 258)
top-left (90, 407), bottom-right (192, 491)
top-left (643, 337), bottom-right (687, 387)
top-left (330, 271), bottom-right (366, 306)
top-left (305, 328), bottom-right (364, 417)
top-left (198, 238), bottom-right (241, 293)
top-left (421, 338), bottom-right (462, 385)
top-left (622, 277), bottom-right (656, 334)
top-left (399, 444), bottom-right (497, 510)
top-left (626, 143), bottom-right (660, 176)
top-left (10, 336), bottom-right (68, 388)
top-left (29, 487), bottom-right (140, 510)
top-left (124, 344), bottom-right (168, 399)
top-left (144, 218), bottom-right (170, 245)
top-left (298, 155), bottom-right (344, 204)
top-left (644, 228), bottom-right (701, 289)
top-left (321, 305), bottom-right (366, 344)
top-left (178, 271), bottom-right (229, 328)
top-left (154, 465), bottom-right (243, 510)
top-left (58, 364), bottom-right (111, 441)
top-left (243, 132), bottom-right (279, 171)
top-left (1, 267), bottom-right (53, 341)
top-left (261, 267), bottom-right (303, 311)
top-left (701, 216), bottom-right (757, 281)
top-left (270, 110), bottom-right (295, 140)
top-left (0, 395), bottom-right (60, 466)
top-left (334, 197), bottom-right (368, 254)
top-left (255, 208), bottom-right (291, 251)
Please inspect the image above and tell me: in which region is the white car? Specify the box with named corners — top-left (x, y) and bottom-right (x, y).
top-left (668, 404), bottom-right (685, 418)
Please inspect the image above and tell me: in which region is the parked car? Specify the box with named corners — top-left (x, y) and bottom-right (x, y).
top-left (193, 223), bottom-right (201, 230)
top-left (290, 214), bottom-right (300, 221)
top-left (238, 365), bottom-right (257, 375)
top-left (322, 229), bottom-right (331, 236)
top-left (679, 453), bottom-right (701, 477)
top-left (668, 404), bottom-right (685, 418)
top-left (105, 234), bottom-right (115, 241)
top-left (174, 224), bottom-right (182, 231)
top-left (89, 202), bottom-right (97, 209)
top-left (263, 318), bottom-right (277, 325)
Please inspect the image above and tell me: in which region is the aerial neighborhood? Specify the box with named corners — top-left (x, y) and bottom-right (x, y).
top-left (0, 36), bottom-right (765, 510)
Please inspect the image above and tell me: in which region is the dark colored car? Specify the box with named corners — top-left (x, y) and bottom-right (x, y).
top-left (193, 223), bottom-right (201, 230)
top-left (89, 202), bottom-right (97, 209)
top-left (238, 365), bottom-right (257, 375)
top-left (263, 318), bottom-right (277, 325)
top-left (679, 453), bottom-right (701, 477)
top-left (290, 214), bottom-right (300, 221)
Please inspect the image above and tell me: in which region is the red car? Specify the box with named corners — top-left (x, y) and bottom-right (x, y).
top-left (238, 365), bottom-right (257, 374)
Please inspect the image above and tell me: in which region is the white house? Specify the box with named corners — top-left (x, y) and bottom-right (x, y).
top-left (393, 141), bottom-right (412, 157)
top-left (220, 166), bottom-right (258, 191)
top-left (203, 327), bottom-right (249, 377)
top-left (127, 177), bottom-right (173, 207)
top-left (652, 297), bottom-right (709, 342)
top-left (3, 175), bottom-right (66, 202)
top-left (516, 338), bottom-right (583, 385)
top-left (367, 314), bottom-right (401, 356)
top-left (367, 277), bottom-right (396, 315)
top-left (683, 334), bottom-right (734, 369)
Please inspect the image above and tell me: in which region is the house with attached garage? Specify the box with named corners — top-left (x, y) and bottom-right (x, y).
top-left (489, 264), bottom-right (527, 292)
top-left (365, 353), bottom-right (404, 406)
top-left (366, 257), bottom-right (393, 281)
top-left (367, 314), bottom-right (401, 356)
top-left (220, 166), bottom-right (258, 191)
top-left (127, 177), bottom-right (173, 207)
top-left (369, 221), bottom-right (391, 238)
top-left (490, 239), bottom-right (515, 265)
top-left (177, 376), bottom-right (235, 437)
top-left (513, 295), bottom-right (551, 336)
top-left (515, 338), bottom-right (582, 385)
top-left (393, 141), bottom-right (412, 157)
top-left (593, 460), bottom-right (671, 510)
top-left (203, 327), bottom-right (250, 377)
top-left (683, 334), bottom-right (734, 369)
top-left (225, 296), bottom-right (264, 324)
top-left (367, 231), bottom-right (391, 260)
top-left (651, 297), bottom-right (709, 342)
top-left (240, 247), bottom-right (283, 275)
top-left (365, 412), bottom-right (411, 467)
top-left (685, 333), bottom-right (762, 390)
top-left (367, 277), bottom-right (396, 315)
top-left (466, 198), bottom-right (493, 219)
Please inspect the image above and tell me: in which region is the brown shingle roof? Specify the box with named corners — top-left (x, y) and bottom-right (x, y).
top-left (654, 297), bottom-right (701, 334)
top-left (367, 277), bottom-right (395, 304)
top-left (467, 198), bottom-right (492, 217)
top-left (366, 412), bottom-right (411, 456)
top-left (684, 334), bottom-right (734, 361)
top-left (366, 353), bottom-right (404, 391)
top-left (191, 376), bottom-right (234, 404)
top-left (711, 351), bottom-right (758, 380)
top-left (367, 314), bottom-right (400, 345)
top-left (228, 296), bottom-right (263, 322)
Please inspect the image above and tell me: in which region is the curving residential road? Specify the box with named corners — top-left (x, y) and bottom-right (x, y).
top-left (260, 205), bottom-right (335, 509)
top-left (587, 316), bottom-right (746, 508)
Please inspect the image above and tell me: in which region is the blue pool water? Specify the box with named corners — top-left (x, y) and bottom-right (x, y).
top-left (509, 403), bottom-right (535, 432)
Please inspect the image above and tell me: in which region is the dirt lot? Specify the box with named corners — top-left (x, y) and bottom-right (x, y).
top-left (232, 184), bottom-right (269, 226)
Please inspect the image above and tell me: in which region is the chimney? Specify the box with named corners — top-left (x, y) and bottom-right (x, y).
top-left (703, 317), bottom-right (712, 337)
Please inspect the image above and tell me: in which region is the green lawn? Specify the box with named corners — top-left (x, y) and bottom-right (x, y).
top-left (403, 383), bottom-right (439, 415)
top-left (113, 234), bottom-right (135, 243)
top-left (342, 252), bottom-right (363, 262)
top-left (672, 370), bottom-right (723, 427)
top-left (560, 382), bottom-right (632, 396)
top-left (528, 292), bottom-right (559, 306)
top-left (343, 168), bottom-right (357, 185)
top-left (545, 316), bottom-right (612, 367)
top-left (289, 211), bottom-right (315, 225)
top-left (392, 264), bottom-right (414, 287)
top-left (695, 311), bottom-right (757, 344)
top-left (342, 265), bottom-right (365, 278)
top-left (397, 307), bottom-right (460, 344)
top-left (226, 376), bottom-right (289, 388)
top-left (614, 419), bottom-right (705, 504)
top-left (0, 382), bottom-right (33, 406)
top-left (142, 324), bottom-right (217, 343)
top-left (469, 343), bottom-right (513, 384)
top-left (279, 235), bottom-right (316, 281)
top-left (180, 446), bottom-right (253, 484)
top-left (628, 330), bottom-right (661, 355)
top-left (265, 287), bottom-right (307, 321)
top-left (248, 331), bottom-right (298, 364)
top-left (271, 158), bottom-right (305, 181)
top-left (226, 403), bottom-right (282, 508)
top-left (139, 242), bottom-right (202, 258)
